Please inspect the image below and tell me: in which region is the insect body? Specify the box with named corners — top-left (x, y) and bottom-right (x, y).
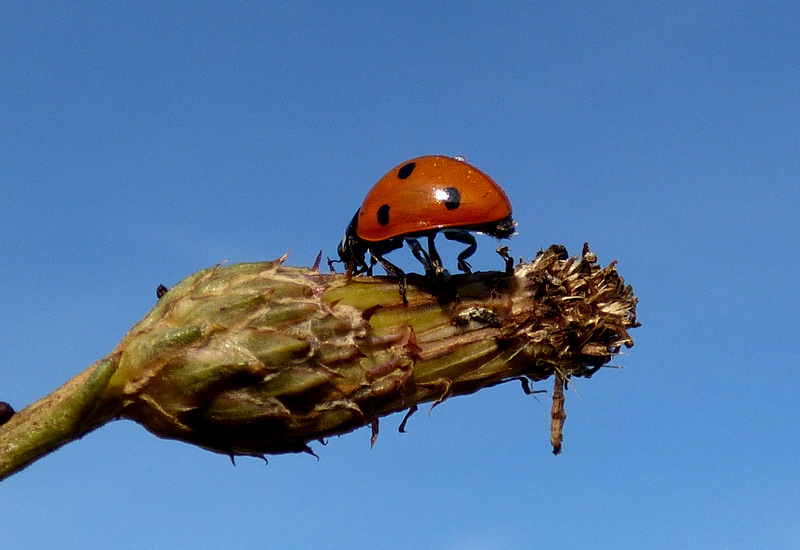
top-left (337, 155), bottom-right (515, 301)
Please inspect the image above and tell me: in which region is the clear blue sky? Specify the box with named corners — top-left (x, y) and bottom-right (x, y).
top-left (2, 3), bottom-right (799, 549)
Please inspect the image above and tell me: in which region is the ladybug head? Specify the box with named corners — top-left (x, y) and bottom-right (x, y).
top-left (337, 210), bottom-right (368, 274)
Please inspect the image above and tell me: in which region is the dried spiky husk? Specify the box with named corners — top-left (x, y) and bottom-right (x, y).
top-left (101, 245), bottom-right (637, 457)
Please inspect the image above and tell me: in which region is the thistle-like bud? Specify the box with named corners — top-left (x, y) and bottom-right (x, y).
top-left (0, 244), bottom-right (638, 480)
top-left (102, 244), bottom-right (637, 459)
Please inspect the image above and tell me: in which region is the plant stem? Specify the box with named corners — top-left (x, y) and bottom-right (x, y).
top-left (0, 357), bottom-right (120, 481)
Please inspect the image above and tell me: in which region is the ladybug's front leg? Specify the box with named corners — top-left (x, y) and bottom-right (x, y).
top-left (371, 253), bottom-right (408, 305)
top-left (368, 239), bottom-right (409, 305)
top-left (443, 230), bottom-right (477, 275)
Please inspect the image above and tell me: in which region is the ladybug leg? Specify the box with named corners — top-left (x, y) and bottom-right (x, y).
top-left (345, 253), bottom-right (371, 276)
top-left (425, 234), bottom-right (448, 280)
top-left (443, 230), bottom-right (476, 275)
top-left (365, 255), bottom-right (376, 276)
top-left (406, 237), bottom-right (436, 276)
top-left (368, 239), bottom-right (409, 304)
top-left (405, 237), bottom-right (452, 301)
top-left (366, 238), bottom-right (404, 276)
top-left (371, 253), bottom-right (408, 305)
top-left (410, 235), bottom-right (456, 303)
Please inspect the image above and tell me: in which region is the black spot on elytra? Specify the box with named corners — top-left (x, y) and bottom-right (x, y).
top-left (443, 187), bottom-right (461, 210)
top-left (397, 162), bottom-right (416, 179)
top-left (377, 204), bottom-right (390, 225)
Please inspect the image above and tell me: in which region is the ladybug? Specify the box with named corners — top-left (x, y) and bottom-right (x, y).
top-left (336, 155), bottom-right (515, 301)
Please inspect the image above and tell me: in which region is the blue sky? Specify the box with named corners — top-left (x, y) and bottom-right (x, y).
top-left (1, 2), bottom-right (799, 548)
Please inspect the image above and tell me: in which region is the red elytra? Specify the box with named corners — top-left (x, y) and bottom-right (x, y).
top-left (335, 155), bottom-right (516, 303)
top-left (355, 155), bottom-right (513, 241)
